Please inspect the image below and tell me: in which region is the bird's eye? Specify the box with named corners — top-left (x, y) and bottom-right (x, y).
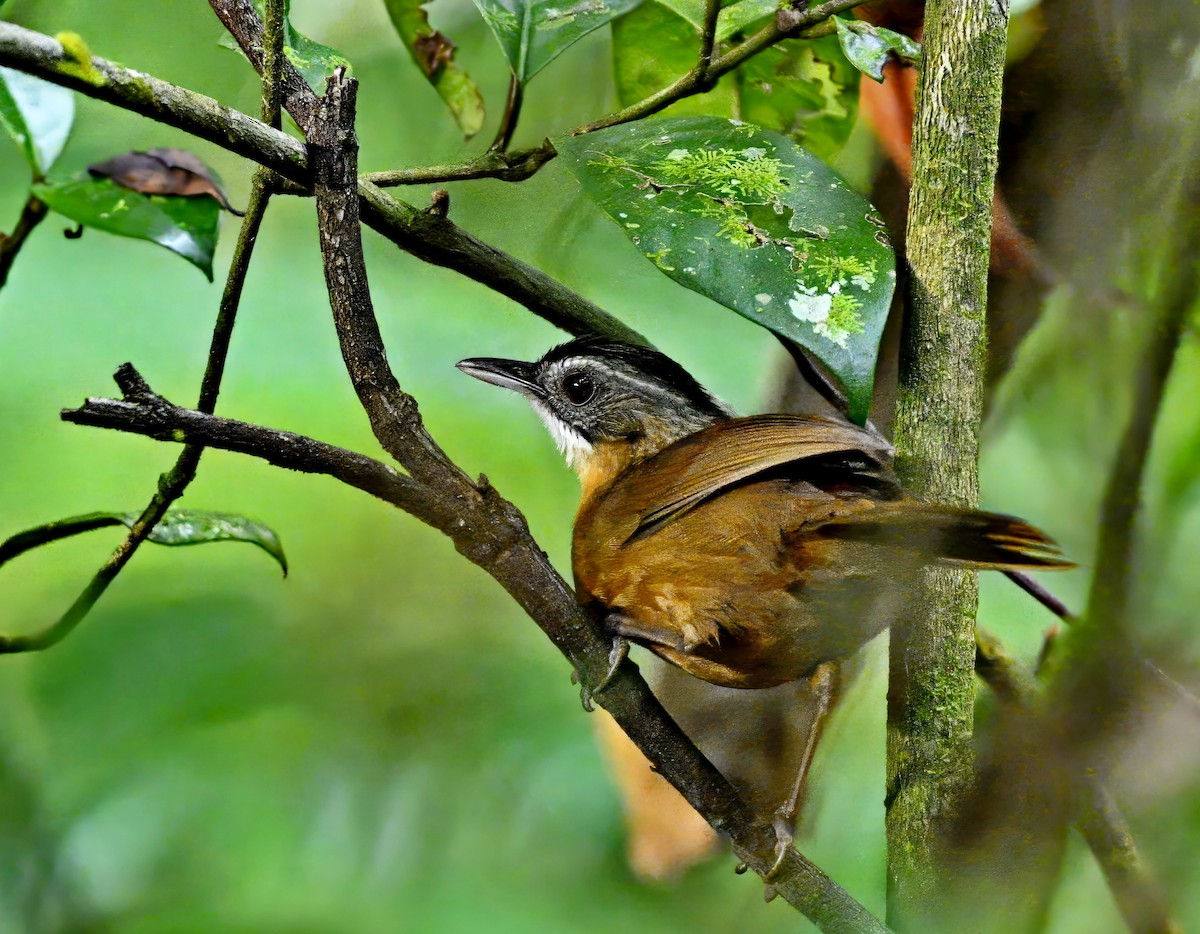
top-left (562, 372), bottom-right (596, 406)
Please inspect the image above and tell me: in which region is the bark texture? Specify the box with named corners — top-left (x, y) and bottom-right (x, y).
top-left (886, 0), bottom-right (1010, 926)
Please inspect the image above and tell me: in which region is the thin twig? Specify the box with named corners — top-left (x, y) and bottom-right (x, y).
top-left (0, 175), bottom-right (275, 654)
top-left (0, 193), bottom-right (48, 290)
top-left (698, 0), bottom-right (721, 71)
top-left (260, 0), bottom-right (286, 129)
top-left (363, 145), bottom-right (555, 187)
top-left (974, 630), bottom-right (1181, 934)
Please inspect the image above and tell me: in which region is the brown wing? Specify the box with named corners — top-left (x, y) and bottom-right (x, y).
top-left (609, 415), bottom-right (895, 542)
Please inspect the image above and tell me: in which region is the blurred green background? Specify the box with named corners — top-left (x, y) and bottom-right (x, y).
top-left (1, 1), bottom-right (1197, 931)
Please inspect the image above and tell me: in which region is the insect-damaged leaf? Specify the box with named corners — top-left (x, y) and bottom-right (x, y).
top-left (555, 117), bottom-right (895, 423)
top-left (834, 17), bottom-right (921, 82)
top-left (383, 0), bottom-right (486, 138)
top-left (33, 174), bottom-right (220, 280)
top-left (89, 148), bottom-right (243, 215)
top-left (471, 0), bottom-right (642, 83)
top-left (0, 65), bottom-right (74, 173)
top-left (0, 510), bottom-right (287, 577)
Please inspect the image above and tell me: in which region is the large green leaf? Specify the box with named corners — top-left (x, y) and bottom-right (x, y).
top-left (834, 16), bottom-right (920, 82)
top-left (0, 65), bottom-right (74, 173)
top-left (383, 0), bottom-right (486, 138)
top-left (33, 174), bottom-right (220, 280)
top-left (0, 510), bottom-right (287, 576)
top-left (555, 117), bottom-right (895, 422)
top-left (654, 0), bottom-right (775, 41)
top-left (736, 35), bottom-right (858, 165)
top-left (471, 0), bottom-right (642, 83)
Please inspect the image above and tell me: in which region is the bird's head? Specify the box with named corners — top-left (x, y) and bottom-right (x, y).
top-left (457, 337), bottom-right (731, 480)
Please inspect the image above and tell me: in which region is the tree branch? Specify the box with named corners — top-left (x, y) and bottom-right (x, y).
top-left (886, 0), bottom-right (1010, 925)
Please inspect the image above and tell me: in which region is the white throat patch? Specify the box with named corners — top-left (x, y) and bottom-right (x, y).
top-left (530, 400), bottom-right (593, 469)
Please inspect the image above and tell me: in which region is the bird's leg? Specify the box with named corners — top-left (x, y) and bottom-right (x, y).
top-left (579, 613), bottom-right (666, 710)
top-left (765, 661), bottom-right (840, 884)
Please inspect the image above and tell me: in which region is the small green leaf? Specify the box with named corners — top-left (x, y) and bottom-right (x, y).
top-left (555, 117), bottom-right (896, 422)
top-left (736, 35), bottom-right (859, 163)
top-left (612, 1), bottom-right (736, 115)
top-left (33, 174), bottom-right (220, 280)
top-left (0, 510), bottom-right (287, 576)
top-left (0, 65), bottom-right (74, 172)
top-left (834, 17), bottom-right (920, 82)
top-left (383, 0), bottom-right (486, 138)
top-left (471, 0), bottom-right (642, 83)
top-left (221, 1), bottom-right (351, 94)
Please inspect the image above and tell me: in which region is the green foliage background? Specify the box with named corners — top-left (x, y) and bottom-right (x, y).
top-left (0, 1), bottom-right (1197, 931)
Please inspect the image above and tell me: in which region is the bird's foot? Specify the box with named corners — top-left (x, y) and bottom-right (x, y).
top-left (765, 814), bottom-right (794, 883)
top-left (576, 636), bottom-right (629, 712)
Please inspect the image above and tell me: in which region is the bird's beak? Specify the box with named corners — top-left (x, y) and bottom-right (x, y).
top-left (456, 357), bottom-right (545, 398)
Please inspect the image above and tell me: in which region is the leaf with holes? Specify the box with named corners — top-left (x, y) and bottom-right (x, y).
top-left (33, 174), bottom-right (220, 280)
top-left (471, 0), bottom-right (642, 83)
top-left (0, 510), bottom-right (287, 576)
top-left (0, 65), bottom-right (74, 172)
top-left (834, 17), bottom-right (920, 82)
top-left (555, 117), bottom-right (895, 422)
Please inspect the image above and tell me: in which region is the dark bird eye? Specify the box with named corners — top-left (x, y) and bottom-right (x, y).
top-left (562, 372), bottom-right (595, 406)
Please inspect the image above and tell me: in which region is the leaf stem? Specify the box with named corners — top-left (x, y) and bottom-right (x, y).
top-left (489, 73), bottom-right (524, 152)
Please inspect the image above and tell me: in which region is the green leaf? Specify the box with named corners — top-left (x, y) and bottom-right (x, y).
top-left (471, 0), bottom-right (642, 83)
top-left (736, 35), bottom-right (859, 164)
top-left (612, 1), bottom-right (736, 115)
top-left (0, 510), bottom-right (287, 576)
top-left (834, 16), bottom-right (920, 83)
top-left (383, 0), bottom-right (486, 138)
top-left (654, 0), bottom-right (775, 41)
top-left (0, 65), bottom-right (74, 172)
top-left (221, 1), bottom-right (351, 94)
top-left (32, 174), bottom-right (219, 280)
top-left (555, 117), bottom-right (895, 422)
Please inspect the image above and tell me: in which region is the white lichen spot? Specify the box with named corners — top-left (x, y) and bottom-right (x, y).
top-left (742, 147), bottom-right (767, 159)
top-left (851, 273), bottom-right (872, 291)
top-left (666, 149), bottom-right (689, 161)
top-left (644, 192), bottom-right (657, 199)
top-left (828, 281), bottom-right (841, 294)
top-left (789, 291), bottom-right (831, 324)
top-left (683, 266), bottom-right (696, 273)
top-left (618, 212), bottom-right (628, 218)
top-left (755, 293), bottom-right (772, 306)
top-left (888, 269), bottom-right (897, 278)
top-left (625, 223), bottom-right (640, 229)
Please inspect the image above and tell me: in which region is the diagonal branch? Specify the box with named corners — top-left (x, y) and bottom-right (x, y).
top-left (0, 22), bottom-right (641, 345)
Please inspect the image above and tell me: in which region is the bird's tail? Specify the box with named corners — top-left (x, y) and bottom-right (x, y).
top-left (811, 504), bottom-right (1074, 571)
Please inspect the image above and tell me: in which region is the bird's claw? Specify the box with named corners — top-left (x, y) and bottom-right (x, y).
top-left (765, 814), bottom-right (794, 883)
top-left (576, 637), bottom-right (630, 712)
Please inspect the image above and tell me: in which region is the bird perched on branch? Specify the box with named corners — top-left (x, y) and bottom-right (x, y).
top-left (458, 336), bottom-right (1070, 871)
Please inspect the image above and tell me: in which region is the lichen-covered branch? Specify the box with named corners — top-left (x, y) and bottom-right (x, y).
top-left (0, 193), bottom-right (48, 290)
top-left (886, 0), bottom-right (1010, 925)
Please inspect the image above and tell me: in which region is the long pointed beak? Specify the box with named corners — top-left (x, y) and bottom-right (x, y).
top-left (456, 357), bottom-right (544, 398)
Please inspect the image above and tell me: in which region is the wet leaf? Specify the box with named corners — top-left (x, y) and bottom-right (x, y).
top-left (383, 0), bottom-right (486, 138)
top-left (0, 510), bottom-right (287, 576)
top-left (834, 17), bottom-right (921, 82)
top-left (555, 117), bottom-right (896, 422)
top-left (471, 0), bottom-right (642, 83)
top-left (33, 174), bottom-right (220, 280)
top-left (89, 148), bottom-right (243, 215)
top-left (0, 65), bottom-right (74, 172)
top-left (736, 35), bottom-right (859, 164)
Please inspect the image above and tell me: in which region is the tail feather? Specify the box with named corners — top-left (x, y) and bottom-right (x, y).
top-left (812, 504), bottom-right (1074, 571)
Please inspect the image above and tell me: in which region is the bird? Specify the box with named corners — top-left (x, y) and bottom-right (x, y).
top-left (457, 335), bottom-right (1071, 871)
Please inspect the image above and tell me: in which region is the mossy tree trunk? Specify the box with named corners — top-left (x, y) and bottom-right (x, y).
top-left (887, 0), bottom-right (1010, 927)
